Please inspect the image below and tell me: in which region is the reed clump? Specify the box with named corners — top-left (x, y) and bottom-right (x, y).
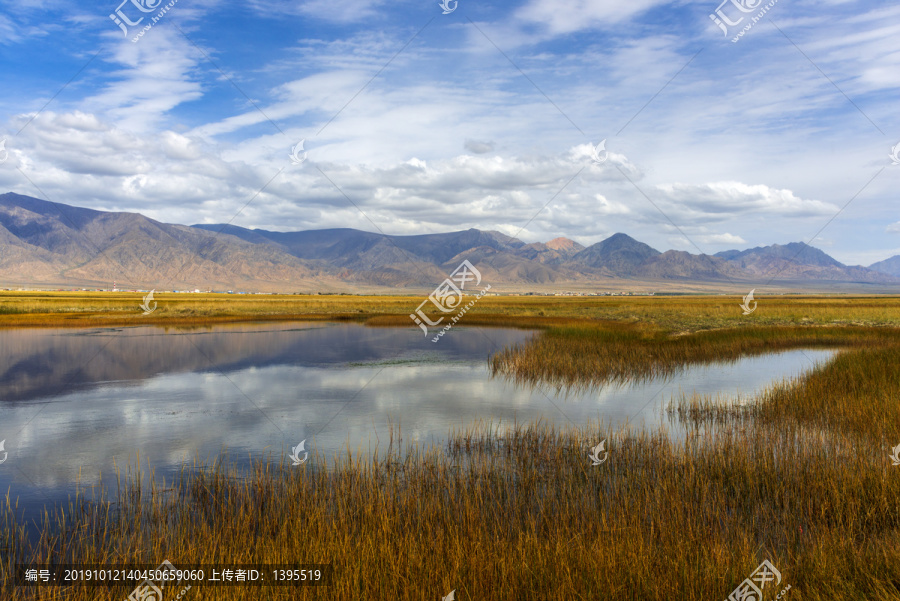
top-left (490, 322), bottom-right (899, 388)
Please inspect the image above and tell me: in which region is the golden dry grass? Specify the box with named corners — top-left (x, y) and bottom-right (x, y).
top-left (3, 416), bottom-right (899, 600)
top-left (489, 322), bottom-right (898, 389)
top-left (5, 290), bottom-right (900, 330)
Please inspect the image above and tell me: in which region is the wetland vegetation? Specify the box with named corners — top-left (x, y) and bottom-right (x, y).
top-left (2, 292), bottom-right (899, 599)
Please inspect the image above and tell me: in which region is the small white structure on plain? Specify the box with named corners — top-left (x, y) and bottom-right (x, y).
top-left (588, 439), bottom-right (608, 465)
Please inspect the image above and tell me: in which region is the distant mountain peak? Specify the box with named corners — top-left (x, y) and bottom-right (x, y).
top-left (604, 232), bottom-right (640, 243)
top-left (870, 255), bottom-right (900, 278)
top-left (570, 232), bottom-right (661, 275)
top-left (545, 237), bottom-right (583, 252)
top-left (715, 241), bottom-right (843, 269)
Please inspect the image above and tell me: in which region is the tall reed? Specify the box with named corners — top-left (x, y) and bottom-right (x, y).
top-left (3, 414), bottom-right (899, 600)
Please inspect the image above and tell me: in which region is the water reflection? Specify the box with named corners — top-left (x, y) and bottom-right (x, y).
top-left (0, 323), bottom-right (520, 402)
top-left (0, 322), bottom-right (835, 520)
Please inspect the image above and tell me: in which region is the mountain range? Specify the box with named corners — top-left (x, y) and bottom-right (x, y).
top-left (1, 191), bottom-right (898, 292)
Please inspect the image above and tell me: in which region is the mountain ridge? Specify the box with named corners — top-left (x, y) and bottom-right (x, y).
top-left (1, 192), bottom-right (897, 291)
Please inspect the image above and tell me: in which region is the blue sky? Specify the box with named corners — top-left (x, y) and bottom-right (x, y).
top-left (0, 0), bottom-right (898, 265)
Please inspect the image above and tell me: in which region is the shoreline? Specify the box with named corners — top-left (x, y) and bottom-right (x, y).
top-left (4, 291), bottom-right (900, 331)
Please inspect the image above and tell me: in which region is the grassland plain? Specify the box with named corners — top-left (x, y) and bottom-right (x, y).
top-left (2, 292), bottom-right (900, 599)
top-left (4, 290), bottom-right (900, 330)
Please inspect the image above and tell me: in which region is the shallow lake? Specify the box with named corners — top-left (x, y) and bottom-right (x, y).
top-left (0, 322), bottom-right (835, 521)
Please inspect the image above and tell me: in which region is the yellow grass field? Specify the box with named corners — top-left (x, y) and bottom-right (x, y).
top-left (4, 290), bottom-right (900, 330)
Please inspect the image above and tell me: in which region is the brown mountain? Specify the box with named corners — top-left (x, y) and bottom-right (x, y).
top-left (716, 243), bottom-right (891, 283)
top-left (869, 255), bottom-right (900, 278)
top-left (570, 233), bottom-right (661, 275)
top-left (0, 192), bottom-right (337, 291)
top-left (634, 250), bottom-right (745, 280)
top-left (442, 246), bottom-right (581, 283)
top-left (516, 237), bottom-right (585, 265)
top-left (1, 192), bottom-right (897, 291)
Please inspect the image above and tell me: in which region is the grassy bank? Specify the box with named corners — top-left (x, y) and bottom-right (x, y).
top-left (705, 342), bottom-right (900, 439)
top-left (489, 322), bottom-right (900, 388)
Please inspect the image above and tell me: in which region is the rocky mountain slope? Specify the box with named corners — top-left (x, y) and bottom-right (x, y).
top-left (1, 192), bottom-right (896, 290)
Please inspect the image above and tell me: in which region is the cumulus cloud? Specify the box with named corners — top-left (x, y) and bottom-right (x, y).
top-left (2, 103), bottom-right (865, 255)
top-left (0, 111), bottom-right (643, 239)
top-left (591, 193), bottom-right (631, 216)
top-left (655, 182), bottom-right (839, 219)
top-left (1, 110), bottom-right (243, 216)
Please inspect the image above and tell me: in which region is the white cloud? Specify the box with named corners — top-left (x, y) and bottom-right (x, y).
top-left (655, 182), bottom-right (839, 219)
top-left (592, 193), bottom-right (631, 216)
top-left (245, 0), bottom-right (391, 23)
top-left (515, 0), bottom-right (669, 35)
top-left (2, 103), bottom-right (875, 255)
top-left (85, 28), bottom-right (205, 133)
top-left (1, 111), bottom-right (644, 239)
top-left (696, 233), bottom-right (746, 245)
top-left (802, 5), bottom-right (900, 93)
top-left (0, 15), bottom-right (22, 44)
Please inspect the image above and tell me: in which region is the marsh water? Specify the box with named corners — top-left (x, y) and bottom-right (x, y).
top-left (0, 322), bottom-right (836, 522)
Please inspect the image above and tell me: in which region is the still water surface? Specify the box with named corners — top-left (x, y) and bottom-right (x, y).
top-left (0, 322), bottom-right (835, 518)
